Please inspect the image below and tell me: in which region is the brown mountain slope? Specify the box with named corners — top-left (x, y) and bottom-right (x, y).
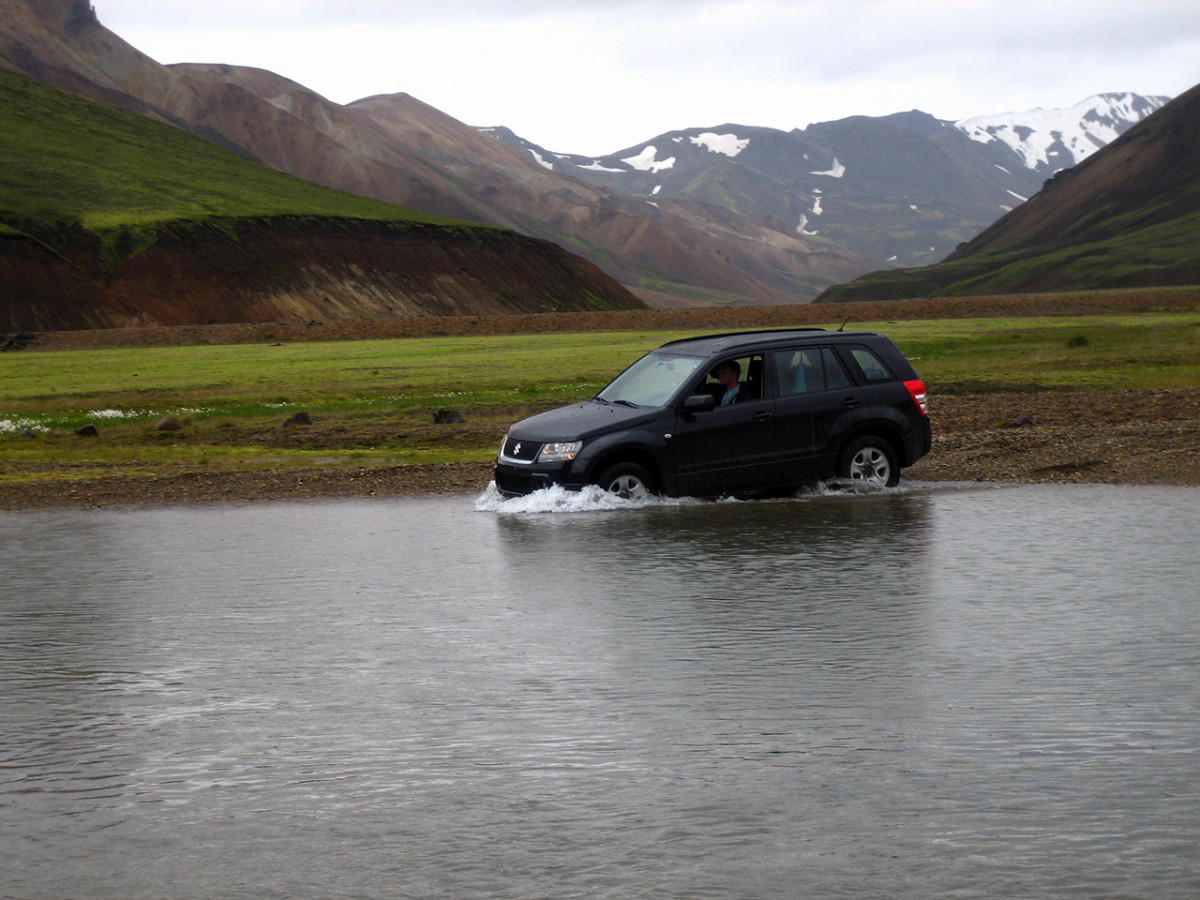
top-left (1, 1), bottom-right (644, 330)
top-left (0, 0), bottom-right (876, 305)
top-left (344, 91), bottom-right (875, 302)
top-left (0, 3), bottom-right (506, 224)
top-left (0, 60), bottom-right (643, 331)
top-left (169, 64), bottom-right (875, 304)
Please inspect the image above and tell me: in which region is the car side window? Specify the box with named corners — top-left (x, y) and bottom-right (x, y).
top-left (847, 346), bottom-right (893, 383)
top-left (774, 347), bottom-right (852, 396)
top-left (823, 347), bottom-right (853, 390)
top-left (700, 355), bottom-right (764, 406)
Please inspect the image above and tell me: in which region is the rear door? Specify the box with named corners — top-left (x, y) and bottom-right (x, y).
top-left (770, 345), bottom-right (867, 480)
top-left (836, 342), bottom-right (906, 416)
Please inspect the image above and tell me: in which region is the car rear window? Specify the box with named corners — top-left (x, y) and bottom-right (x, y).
top-left (846, 346), bottom-right (893, 382)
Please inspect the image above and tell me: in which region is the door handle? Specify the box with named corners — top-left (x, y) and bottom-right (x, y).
top-left (840, 397), bottom-right (860, 409)
top-left (753, 410), bottom-right (774, 421)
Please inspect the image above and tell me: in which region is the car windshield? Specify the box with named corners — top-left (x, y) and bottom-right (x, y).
top-left (595, 351), bottom-right (705, 407)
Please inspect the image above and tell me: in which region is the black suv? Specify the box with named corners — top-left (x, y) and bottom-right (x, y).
top-left (494, 329), bottom-right (930, 499)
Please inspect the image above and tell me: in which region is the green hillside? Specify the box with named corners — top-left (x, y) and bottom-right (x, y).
top-left (817, 84), bottom-right (1200, 303)
top-left (0, 67), bottom-right (463, 232)
top-left (815, 204), bottom-right (1200, 303)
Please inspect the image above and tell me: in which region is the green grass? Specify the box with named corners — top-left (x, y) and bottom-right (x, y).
top-left (0, 331), bottom-right (666, 414)
top-left (863, 313), bottom-right (1200, 390)
top-left (820, 195), bottom-right (1200, 303)
top-left (2, 312), bottom-right (1197, 482)
top-left (0, 67), bottom-right (467, 239)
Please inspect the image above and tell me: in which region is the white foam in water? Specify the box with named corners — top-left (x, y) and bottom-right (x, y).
top-left (474, 481), bottom-right (686, 514)
top-left (472, 479), bottom-right (905, 513)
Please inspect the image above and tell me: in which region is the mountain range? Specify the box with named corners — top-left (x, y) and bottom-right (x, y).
top-left (0, 0), bottom-right (1191, 321)
top-left (489, 92), bottom-right (1167, 272)
top-left (817, 81), bottom-right (1200, 302)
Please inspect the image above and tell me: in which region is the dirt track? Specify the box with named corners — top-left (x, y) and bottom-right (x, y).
top-left (19, 286), bottom-right (1200, 351)
top-left (3, 289), bottom-right (1198, 509)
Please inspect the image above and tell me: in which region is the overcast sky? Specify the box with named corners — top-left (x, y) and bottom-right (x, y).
top-left (97, 0), bottom-right (1199, 156)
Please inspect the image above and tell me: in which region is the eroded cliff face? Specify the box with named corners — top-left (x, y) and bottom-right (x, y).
top-left (0, 217), bottom-right (643, 332)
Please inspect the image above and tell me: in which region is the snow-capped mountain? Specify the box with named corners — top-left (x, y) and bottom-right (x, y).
top-left (819, 84), bottom-right (1200, 302)
top-left (955, 93), bottom-right (1168, 172)
top-left (487, 94), bottom-right (1169, 269)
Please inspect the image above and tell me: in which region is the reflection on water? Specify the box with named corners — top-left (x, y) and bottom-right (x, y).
top-left (1, 484), bottom-right (1198, 899)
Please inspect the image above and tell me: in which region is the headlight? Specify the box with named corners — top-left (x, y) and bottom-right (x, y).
top-left (537, 441), bottom-right (582, 462)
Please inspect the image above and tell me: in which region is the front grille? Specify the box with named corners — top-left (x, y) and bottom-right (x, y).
top-left (502, 437), bottom-right (542, 463)
top-left (495, 470), bottom-right (541, 496)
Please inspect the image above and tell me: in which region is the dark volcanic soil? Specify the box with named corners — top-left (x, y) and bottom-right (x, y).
top-left (20, 287), bottom-right (1200, 351)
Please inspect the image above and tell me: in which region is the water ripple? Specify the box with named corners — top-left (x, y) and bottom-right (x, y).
top-left (1, 484), bottom-right (1197, 899)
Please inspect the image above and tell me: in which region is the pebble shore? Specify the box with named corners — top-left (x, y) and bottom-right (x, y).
top-left (3, 388), bottom-right (1196, 510)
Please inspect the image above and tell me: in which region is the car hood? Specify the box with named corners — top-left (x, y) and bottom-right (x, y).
top-left (508, 400), bottom-right (661, 442)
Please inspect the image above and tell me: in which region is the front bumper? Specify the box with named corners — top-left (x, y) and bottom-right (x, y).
top-left (493, 461), bottom-right (585, 497)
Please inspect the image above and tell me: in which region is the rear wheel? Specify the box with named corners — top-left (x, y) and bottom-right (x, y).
top-left (839, 436), bottom-right (900, 487)
top-left (595, 462), bottom-right (658, 499)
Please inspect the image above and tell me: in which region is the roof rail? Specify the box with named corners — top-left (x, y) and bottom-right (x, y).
top-left (659, 327), bottom-right (827, 348)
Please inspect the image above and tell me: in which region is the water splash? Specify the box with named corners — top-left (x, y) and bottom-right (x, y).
top-left (474, 481), bottom-right (686, 514)
top-left (472, 478), bottom-right (907, 514)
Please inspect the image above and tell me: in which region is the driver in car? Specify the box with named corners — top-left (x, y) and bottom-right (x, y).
top-left (714, 360), bottom-right (747, 405)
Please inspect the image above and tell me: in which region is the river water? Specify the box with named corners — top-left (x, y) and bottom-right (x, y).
top-left (1, 483), bottom-right (1197, 899)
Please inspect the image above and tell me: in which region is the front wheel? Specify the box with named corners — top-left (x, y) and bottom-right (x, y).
top-left (838, 436), bottom-right (900, 487)
top-left (595, 462), bottom-right (658, 500)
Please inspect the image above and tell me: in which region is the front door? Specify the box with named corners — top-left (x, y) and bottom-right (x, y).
top-left (669, 354), bottom-right (776, 495)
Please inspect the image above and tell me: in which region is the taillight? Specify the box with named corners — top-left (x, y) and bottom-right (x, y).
top-left (904, 379), bottom-right (928, 416)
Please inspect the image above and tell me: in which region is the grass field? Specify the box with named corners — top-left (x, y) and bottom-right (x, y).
top-left (2, 310), bottom-right (1197, 483)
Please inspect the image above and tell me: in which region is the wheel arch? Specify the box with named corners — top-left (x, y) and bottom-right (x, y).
top-left (586, 447), bottom-right (665, 491)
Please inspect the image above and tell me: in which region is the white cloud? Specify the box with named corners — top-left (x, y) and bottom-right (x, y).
top-left (96, 0), bottom-right (1200, 155)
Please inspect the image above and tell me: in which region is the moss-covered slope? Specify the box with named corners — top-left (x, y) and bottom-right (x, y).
top-left (0, 68), bottom-right (641, 330)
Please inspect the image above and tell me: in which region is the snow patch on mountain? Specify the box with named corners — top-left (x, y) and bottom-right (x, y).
top-left (810, 157), bottom-right (846, 178)
top-left (689, 132), bottom-right (750, 157)
top-left (796, 214), bottom-right (818, 236)
top-left (579, 160), bottom-right (624, 173)
top-left (956, 92), bottom-right (1169, 171)
top-left (622, 146), bottom-right (676, 172)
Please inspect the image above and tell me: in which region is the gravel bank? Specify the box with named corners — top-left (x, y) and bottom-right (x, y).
top-left (3, 389), bottom-right (1196, 510)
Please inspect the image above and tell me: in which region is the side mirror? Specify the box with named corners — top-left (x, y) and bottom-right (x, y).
top-left (683, 392), bottom-right (716, 412)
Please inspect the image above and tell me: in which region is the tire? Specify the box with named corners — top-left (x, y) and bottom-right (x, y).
top-left (838, 436), bottom-right (900, 487)
top-left (595, 462), bottom-right (658, 499)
